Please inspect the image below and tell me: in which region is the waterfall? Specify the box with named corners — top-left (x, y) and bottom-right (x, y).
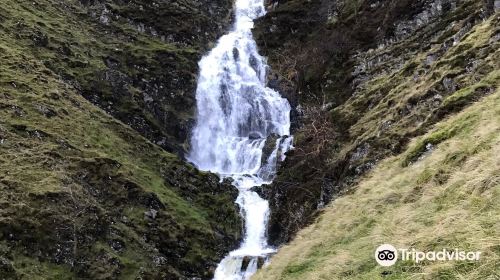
top-left (187, 0), bottom-right (293, 279)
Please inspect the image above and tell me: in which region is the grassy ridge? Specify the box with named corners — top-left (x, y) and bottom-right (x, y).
top-left (253, 82), bottom-right (499, 280)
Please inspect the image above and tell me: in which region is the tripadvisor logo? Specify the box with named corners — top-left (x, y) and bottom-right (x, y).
top-left (375, 244), bottom-right (482, 267)
top-left (375, 244), bottom-right (398, 266)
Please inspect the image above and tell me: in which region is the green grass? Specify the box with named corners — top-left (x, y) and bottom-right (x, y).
top-left (442, 70), bottom-right (499, 108)
top-left (402, 110), bottom-right (480, 166)
top-left (0, 0), bottom-right (215, 156)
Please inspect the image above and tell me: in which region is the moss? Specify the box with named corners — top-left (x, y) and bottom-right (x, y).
top-left (0, 1), bottom-right (240, 278)
top-left (11, 254), bottom-right (73, 280)
top-left (402, 129), bottom-right (455, 166)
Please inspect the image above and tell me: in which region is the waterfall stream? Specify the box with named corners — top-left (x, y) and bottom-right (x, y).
top-left (187, 0), bottom-right (292, 279)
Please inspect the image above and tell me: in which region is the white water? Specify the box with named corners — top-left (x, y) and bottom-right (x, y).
top-left (187, 0), bottom-right (293, 279)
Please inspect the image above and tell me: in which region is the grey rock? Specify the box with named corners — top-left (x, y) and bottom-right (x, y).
top-left (144, 209), bottom-right (158, 220)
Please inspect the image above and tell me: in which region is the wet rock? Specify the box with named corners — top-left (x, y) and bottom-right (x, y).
top-left (249, 55), bottom-right (259, 73)
top-left (233, 47), bottom-right (240, 60)
top-left (257, 257), bottom-right (266, 269)
top-left (260, 134), bottom-right (280, 166)
top-left (241, 256), bottom-right (266, 271)
top-left (241, 256), bottom-right (251, 270)
top-left (249, 131), bottom-right (264, 139)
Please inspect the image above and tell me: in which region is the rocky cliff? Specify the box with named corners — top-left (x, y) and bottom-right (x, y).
top-left (0, 0), bottom-right (242, 279)
top-left (255, 0), bottom-right (499, 246)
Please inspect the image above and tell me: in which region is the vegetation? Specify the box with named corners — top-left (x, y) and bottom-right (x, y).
top-left (254, 0), bottom-right (499, 247)
top-left (0, 0), bottom-right (232, 154)
top-left (251, 2), bottom-right (499, 277)
top-left (253, 84), bottom-right (500, 280)
top-left (0, 0), bottom-right (240, 279)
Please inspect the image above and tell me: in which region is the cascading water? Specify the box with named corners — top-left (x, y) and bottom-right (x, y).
top-left (187, 0), bottom-right (292, 279)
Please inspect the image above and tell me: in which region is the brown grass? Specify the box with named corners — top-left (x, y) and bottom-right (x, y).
top-left (253, 87), bottom-right (500, 279)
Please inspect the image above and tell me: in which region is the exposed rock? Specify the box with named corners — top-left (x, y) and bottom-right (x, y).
top-left (249, 131), bottom-right (264, 139)
top-left (34, 104), bottom-right (58, 118)
top-left (241, 256), bottom-right (266, 271)
top-left (144, 209), bottom-right (158, 220)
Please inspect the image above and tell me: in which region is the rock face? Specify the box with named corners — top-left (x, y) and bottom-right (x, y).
top-left (0, 0), bottom-right (242, 279)
top-left (254, 0), bottom-right (499, 246)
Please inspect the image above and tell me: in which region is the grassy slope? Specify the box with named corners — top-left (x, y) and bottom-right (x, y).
top-left (253, 75), bottom-right (500, 280)
top-left (0, 1), bottom-right (240, 279)
top-left (0, 0), bottom-right (232, 154)
top-left (255, 0), bottom-right (499, 246)
top-left (252, 7), bottom-right (500, 280)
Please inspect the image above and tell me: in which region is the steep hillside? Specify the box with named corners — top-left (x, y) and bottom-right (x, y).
top-left (253, 84), bottom-right (500, 280)
top-left (0, 0), bottom-right (241, 279)
top-left (255, 0), bottom-right (499, 246)
top-left (0, 0), bottom-right (233, 155)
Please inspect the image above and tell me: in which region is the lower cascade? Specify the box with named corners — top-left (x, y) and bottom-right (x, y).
top-left (187, 0), bottom-right (293, 279)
